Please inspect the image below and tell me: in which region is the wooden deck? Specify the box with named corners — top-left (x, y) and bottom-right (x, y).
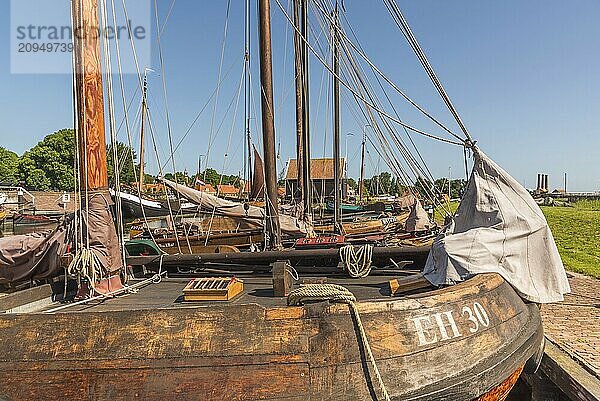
top-left (42, 273), bottom-right (425, 313)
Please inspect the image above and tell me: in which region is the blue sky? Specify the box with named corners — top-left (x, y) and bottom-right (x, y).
top-left (0, 1), bottom-right (598, 191)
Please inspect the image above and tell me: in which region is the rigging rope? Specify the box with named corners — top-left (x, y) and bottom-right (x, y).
top-left (287, 284), bottom-right (391, 401)
top-left (272, 0), bottom-right (463, 148)
top-left (383, 0), bottom-right (473, 143)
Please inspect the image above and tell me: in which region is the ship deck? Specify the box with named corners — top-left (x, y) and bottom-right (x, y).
top-left (36, 272), bottom-right (430, 313)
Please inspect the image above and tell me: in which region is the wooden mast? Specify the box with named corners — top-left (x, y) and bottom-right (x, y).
top-left (332, 3), bottom-right (342, 231)
top-left (72, 0), bottom-right (108, 191)
top-left (138, 72), bottom-right (148, 194)
top-left (293, 0), bottom-right (311, 221)
top-left (292, 0), bottom-right (305, 208)
top-left (72, 0), bottom-right (123, 291)
top-left (258, 0), bottom-right (282, 249)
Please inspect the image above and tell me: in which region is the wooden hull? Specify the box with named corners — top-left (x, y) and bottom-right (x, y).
top-left (0, 274), bottom-right (541, 400)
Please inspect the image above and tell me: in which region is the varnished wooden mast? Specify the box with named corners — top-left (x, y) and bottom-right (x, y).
top-left (72, 0), bottom-right (124, 290)
top-left (258, 0), bottom-right (282, 249)
top-left (72, 0), bottom-right (108, 191)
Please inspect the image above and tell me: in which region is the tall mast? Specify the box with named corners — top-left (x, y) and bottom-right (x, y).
top-left (332, 3), bottom-right (342, 231)
top-left (138, 71), bottom-right (148, 193)
top-left (73, 0), bottom-right (108, 191)
top-left (292, 0), bottom-right (305, 207)
top-left (301, 0), bottom-right (311, 219)
top-left (293, 0), bottom-right (311, 220)
top-left (72, 0), bottom-right (123, 291)
top-left (258, 0), bottom-right (282, 249)
top-left (244, 0), bottom-right (253, 197)
top-left (359, 129), bottom-right (366, 202)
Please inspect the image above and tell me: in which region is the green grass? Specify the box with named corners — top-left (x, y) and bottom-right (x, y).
top-left (433, 201), bottom-right (459, 225)
top-left (432, 199), bottom-right (600, 278)
top-left (542, 200), bottom-right (600, 278)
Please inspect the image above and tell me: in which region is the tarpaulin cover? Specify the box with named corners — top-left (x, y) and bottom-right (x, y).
top-left (423, 147), bottom-right (570, 303)
top-left (0, 224), bottom-right (70, 284)
top-left (0, 192), bottom-right (123, 285)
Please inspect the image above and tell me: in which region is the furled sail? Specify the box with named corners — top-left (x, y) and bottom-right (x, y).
top-left (161, 178), bottom-right (308, 234)
top-left (250, 147), bottom-right (265, 200)
top-left (423, 147), bottom-right (570, 303)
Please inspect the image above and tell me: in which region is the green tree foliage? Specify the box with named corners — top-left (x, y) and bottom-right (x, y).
top-left (0, 147), bottom-right (19, 184)
top-left (106, 142), bottom-right (137, 186)
top-left (363, 172), bottom-right (404, 196)
top-left (434, 178), bottom-right (467, 199)
top-left (191, 169), bottom-right (241, 188)
top-left (18, 129), bottom-right (76, 191)
top-left (346, 178), bottom-right (357, 190)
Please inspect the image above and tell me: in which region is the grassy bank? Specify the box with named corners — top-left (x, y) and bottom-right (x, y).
top-left (542, 200), bottom-right (600, 278)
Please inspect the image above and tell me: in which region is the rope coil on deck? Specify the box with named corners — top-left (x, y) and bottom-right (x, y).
top-left (68, 248), bottom-right (105, 292)
top-left (287, 284), bottom-right (391, 401)
top-left (340, 244), bottom-right (374, 278)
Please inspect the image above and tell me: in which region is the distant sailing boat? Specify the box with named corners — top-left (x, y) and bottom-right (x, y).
top-left (0, 1), bottom-right (569, 400)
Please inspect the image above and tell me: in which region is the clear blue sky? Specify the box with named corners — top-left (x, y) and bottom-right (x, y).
top-left (1, 1), bottom-right (598, 191)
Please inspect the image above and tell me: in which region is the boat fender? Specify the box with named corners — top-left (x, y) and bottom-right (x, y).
top-left (524, 336), bottom-right (545, 374)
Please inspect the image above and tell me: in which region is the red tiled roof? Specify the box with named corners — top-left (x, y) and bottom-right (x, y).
top-left (217, 184), bottom-right (239, 195)
top-left (195, 183), bottom-right (216, 193)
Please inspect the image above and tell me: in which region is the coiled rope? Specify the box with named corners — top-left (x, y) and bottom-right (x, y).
top-left (287, 284), bottom-right (390, 401)
top-left (67, 248), bottom-right (105, 293)
top-left (340, 244), bottom-right (374, 278)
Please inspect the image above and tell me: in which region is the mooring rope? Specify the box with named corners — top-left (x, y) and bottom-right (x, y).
top-left (340, 244), bottom-right (374, 278)
top-left (287, 284), bottom-right (390, 401)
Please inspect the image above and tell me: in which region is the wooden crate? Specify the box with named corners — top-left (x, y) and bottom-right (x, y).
top-left (183, 277), bottom-right (244, 302)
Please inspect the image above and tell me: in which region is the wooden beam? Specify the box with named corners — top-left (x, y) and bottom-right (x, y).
top-left (72, 0), bottom-right (109, 190)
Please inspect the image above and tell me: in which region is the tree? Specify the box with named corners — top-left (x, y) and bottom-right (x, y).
top-left (106, 142), bottom-right (137, 186)
top-left (0, 147), bottom-right (19, 184)
top-left (18, 129), bottom-right (76, 191)
top-left (434, 178), bottom-right (467, 199)
top-left (414, 177), bottom-right (433, 199)
top-left (346, 178), bottom-right (357, 191)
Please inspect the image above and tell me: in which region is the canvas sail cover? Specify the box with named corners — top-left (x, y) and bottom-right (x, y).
top-left (423, 147), bottom-right (570, 303)
top-left (405, 198), bottom-right (431, 232)
top-left (161, 178), bottom-right (308, 234)
top-left (250, 147), bottom-right (265, 200)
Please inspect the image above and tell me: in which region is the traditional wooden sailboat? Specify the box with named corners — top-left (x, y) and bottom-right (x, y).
top-left (0, 1), bottom-right (570, 400)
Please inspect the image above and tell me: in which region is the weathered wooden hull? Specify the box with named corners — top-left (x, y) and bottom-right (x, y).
top-left (0, 274), bottom-right (541, 400)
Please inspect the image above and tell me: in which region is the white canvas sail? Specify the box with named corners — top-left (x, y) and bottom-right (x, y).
top-left (423, 147), bottom-right (570, 303)
top-left (161, 178), bottom-right (309, 234)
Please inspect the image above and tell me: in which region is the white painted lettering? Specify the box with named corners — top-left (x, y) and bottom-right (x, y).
top-left (432, 311), bottom-right (462, 340)
top-left (412, 315), bottom-right (438, 346)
